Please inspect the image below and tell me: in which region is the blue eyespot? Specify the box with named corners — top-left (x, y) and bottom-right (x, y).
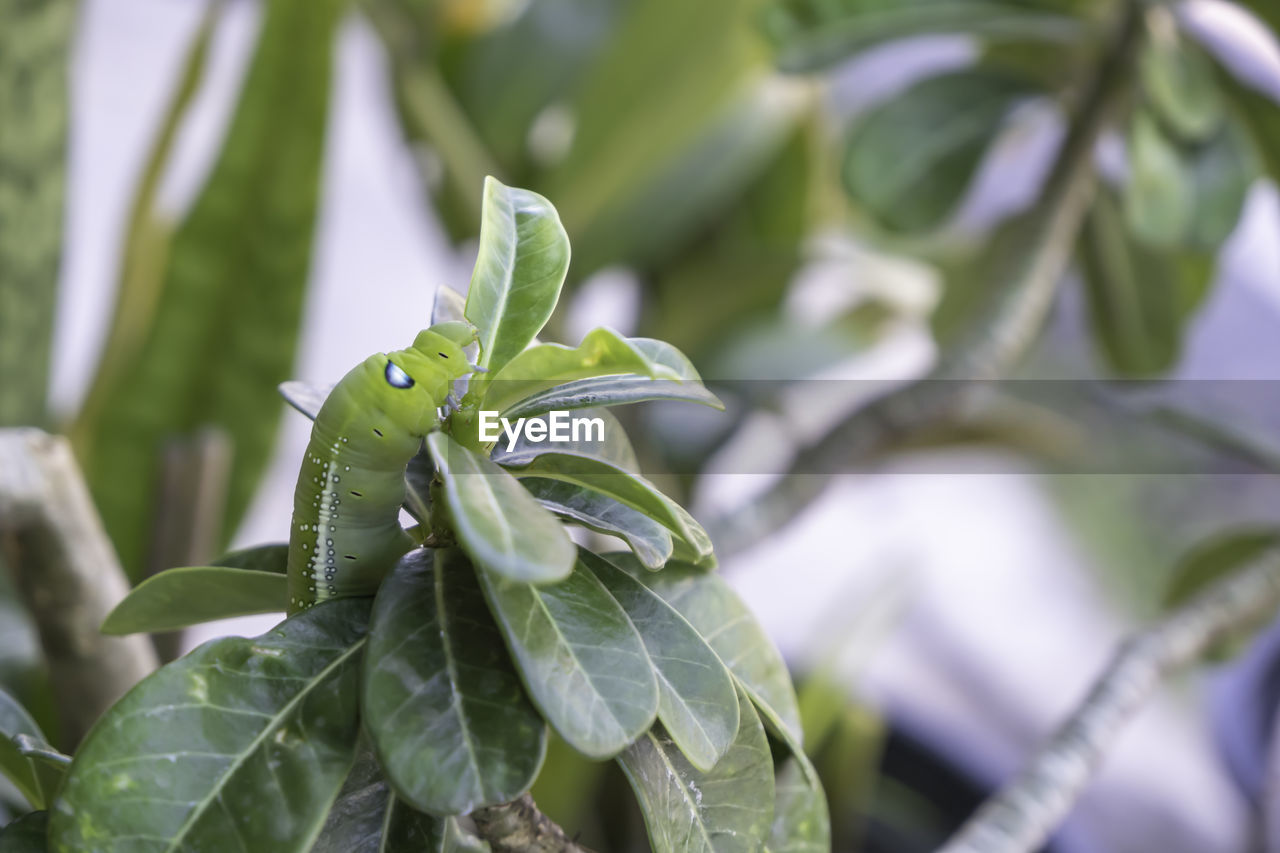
top-left (384, 361), bottom-right (414, 389)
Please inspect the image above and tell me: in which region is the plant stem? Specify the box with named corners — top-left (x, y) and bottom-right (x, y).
top-left (472, 793), bottom-right (593, 853)
top-left (708, 0), bottom-right (1143, 558)
top-left (0, 429), bottom-right (159, 747)
top-left (935, 548), bottom-right (1280, 853)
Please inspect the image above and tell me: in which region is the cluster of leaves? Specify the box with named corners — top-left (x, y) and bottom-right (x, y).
top-left (0, 180), bottom-right (828, 852)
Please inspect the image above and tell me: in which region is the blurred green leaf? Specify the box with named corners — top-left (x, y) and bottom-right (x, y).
top-left (618, 689), bottom-right (773, 853)
top-left (1214, 63), bottom-right (1280, 183)
top-left (480, 327), bottom-right (688, 415)
top-left (80, 0), bottom-right (345, 579)
top-left (362, 549), bottom-right (546, 815)
top-left (502, 453), bottom-right (713, 562)
top-left (475, 558), bottom-right (658, 759)
top-left (1186, 117), bottom-right (1258, 248)
top-left (0, 810), bottom-right (46, 852)
top-left (427, 433), bottom-right (576, 583)
top-left (843, 69), bottom-right (1037, 234)
top-left (50, 598), bottom-right (370, 853)
top-left (584, 552), bottom-right (739, 772)
top-left (313, 741), bottom-right (488, 853)
top-left (1139, 34), bottom-right (1222, 143)
top-left (403, 446), bottom-right (436, 525)
top-left (522, 478), bottom-right (675, 570)
top-left (768, 756), bottom-right (831, 853)
top-left (764, 0), bottom-right (1087, 72)
top-left (0, 0), bottom-right (73, 426)
top-left (465, 177), bottom-right (570, 373)
top-left (1080, 190), bottom-right (1214, 375)
top-left (0, 689), bottom-right (53, 809)
top-left (1164, 528), bottom-right (1280, 611)
top-left (630, 559), bottom-right (805, 749)
top-left (101, 566), bottom-right (287, 635)
top-left (1124, 110), bottom-right (1195, 247)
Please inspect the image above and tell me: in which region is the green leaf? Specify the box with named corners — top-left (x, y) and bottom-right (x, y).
top-left (501, 376), bottom-right (724, 421)
top-left (1124, 110), bottom-right (1195, 248)
top-left (464, 177), bottom-right (570, 373)
top-left (50, 598), bottom-right (370, 853)
top-left (101, 566), bottom-right (288, 635)
top-left (1079, 189), bottom-right (1214, 376)
top-left (475, 560), bottom-right (658, 759)
top-left (843, 69), bottom-right (1036, 233)
top-left (490, 408), bottom-right (639, 471)
top-left (362, 549), bottom-right (546, 815)
top-left (432, 285), bottom-right (467, 326)
top-left (1163, 529), bottom-right (1280, 611)
top-left (618, 689), bottom-right (774, 853)
top-left (0, 0), bottom-right (74, 426)
top-left (312, 740), bottom-right (488, 853)
top-left (626, 558), bottom-right (805, 749)
top-left (479, 327), bottom-right (689, 416)
top-left (764, 0), bottom-right (1085, 72)
top-left (211, 542), bottom-right (289, 573)
top-left (0, 811), bottom-right (47, 852)
top-left (767, 757), bottom-right (831, 853)
top-left (12, 735), bottom-right (69, 801)
top-left (426, 432), bottom-right (575, 584)
top-left (1139, 35), bottom-right (1222, 143)
top-left (0, 689), bottom-right (53, 809)
top-left (583, 552), bottom-right (739, 771)
top-left (79, 0), bottom-right (345, 579)
top-left (501, 453), bottom-right (713, 563)
top-left (522, 478), bottom-right (674, 570)
top-left (278, 380), bottom-right (330, 421)
top-left (1186, 118), bottom-right (1258, 250)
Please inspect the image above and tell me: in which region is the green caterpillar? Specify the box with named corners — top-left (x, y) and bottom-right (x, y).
top-left (287, 325), bottom-right (474, 613)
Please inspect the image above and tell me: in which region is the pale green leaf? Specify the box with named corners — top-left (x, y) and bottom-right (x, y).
top-left (464, 177), bottom-right (570, 373)
top-left (522, 478), bottom-right (674, 570)
top-left (584, 552), bottom-right (739, 771)
top-left (500, 376), bottom-right (723, 421)
top-left (618, 689), bottom-right (774, 853)
top-left (1124, 110), bottom-right (1195, 248)
top-left (101, 567), bottom-right (288, 635)
top-left (362, 549), bottom-right (546, 815)
top-left (767, 757), bottom-right (830, 853)
top-left (426, 432), bottom-right (575, 583)
top-left (1139, 35), bottom-right (1222, 143)
top-left (475, 561), bottom-right (658, 759)
top-left (50, 599), bottom-right (370, 853)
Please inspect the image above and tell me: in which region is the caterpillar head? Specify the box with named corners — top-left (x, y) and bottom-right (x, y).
top-left (373, 332), bottom-right (472, 438)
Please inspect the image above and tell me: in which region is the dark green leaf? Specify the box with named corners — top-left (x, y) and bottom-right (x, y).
top-left (426, 432), bottom-right (575, 583)
top-left (764, 0), bottom-right (1084, 72)
top-left (475, 560), bottom-right (658, 759)
top-left (522, 478), bottom-right (674, 570)
top-left (0, 810), bottom-right (47, 852)
top-left (618, 689), bottom-right (774, 853)
top-left (212, 543), bottom-right (289, 573)
top-left (843, 69), bottom-right (1036, 233)
top-left (1139, 35), bottom-right (1222, 143)
top-left (500, 376), bottom-right (724, 421)
top-left (363, 549), bottom-right (546, 815)
top-left (501, 453), bottom-right (713, 563)
top-left (81, 0), bottom-right (345, 579)
top-left (0, 689), bottom-right (51, 809)
top-left (50, 599), bottom-right (370, 853)
top-left (1124, 110), bottom-right (1195, 247)
top-left (1186, 118), bottom-right (1258, 249)
top-left (403, 446), bottom-right (435, 525)
top-left (101, 567), bottom-right (288, 635)
top-left (626, 558), bottom-right (805, 749)
top-left (1164, 528), bottom-right (1280, 611)
top-left (278, 381), bottom-right (331, 421)
top-left (479, 327), bottom-right (688, 416)
top-left (767, 757), bottom-right (831, 853)
top-left (583, 552), bottom-right (738, 771)
top-left (313, 740), bottom-right (488, 853)
top-left (464, 177), bottom-right (570, 373)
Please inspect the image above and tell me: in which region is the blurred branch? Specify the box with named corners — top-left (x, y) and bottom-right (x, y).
top-left (472, 793), bottom-right (593, 853)
top-left (936, 548), bottom-right (1280, 853)
top-left (709, 1), bottom-right (1143, 557)
top-left (0, 429), bottom-right (159, 746)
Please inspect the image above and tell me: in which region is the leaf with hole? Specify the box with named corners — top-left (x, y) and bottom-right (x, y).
top-left (426, 432), bottom-right (575, 584)
top-left (618, 689), bottom-right (774, 853)
top-left (50, 598), bottom-right (370, 853)
top-left (475, 560), bottom-right (658, 759)
top-left (362, 549), bottom-right (546, 815)
top-left (583, 552), bottom-right (739, 771)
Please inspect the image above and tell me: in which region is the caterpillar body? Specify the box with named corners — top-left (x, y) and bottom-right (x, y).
top-left (287, 327), bottom-right (472, 613)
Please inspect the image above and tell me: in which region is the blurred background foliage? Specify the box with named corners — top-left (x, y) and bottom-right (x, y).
top-left (3, 0), bottom-right (1280, 848)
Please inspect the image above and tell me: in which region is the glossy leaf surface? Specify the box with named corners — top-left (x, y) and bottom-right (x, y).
top-left (522, 478), bottom-right (674, 570)
top-left (101, 567), bottom-right (287, 635)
